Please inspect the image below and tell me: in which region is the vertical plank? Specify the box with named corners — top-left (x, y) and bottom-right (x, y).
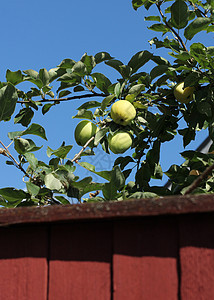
top-left (113, 216), bottom-right (178, 300)
top-left (180, 213), bottom-right (214, 299)
top-left (48, 221), bottom-right (112, 300)
top-left (0, 224), bottom-right (48, 300)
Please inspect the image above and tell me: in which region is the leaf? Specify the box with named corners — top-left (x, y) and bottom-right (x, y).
top-left (23, 69), bottom-right (39, 79)
top-left (78, 162), bottom-right (112, 181)
top-left (81, 53), bottom-right (96, 74)
top-left (72, 61), bottom-right (87, 76)
top-left (26, 181), bottom-right (40, 196)
top-left (73, 85), bottom-right (85, 92)
top-left (14, 107), bottom-right (34, 127)
top-left (132, 0), bottom-right (145, 10)
top-left (100, 94), bottom-right (115, 111)
top-left (6, 70), bottom-right (24, 85)
top-left (44, 173), bottom-right (64, 191)
top-left (39, 68), bottom-right (49, 85)
top-left (171, 0), bottom-right (189, 29)
top-left (55, 195), bottom-right (70, 205)
top-left (58, 58), bottom-right (76, 69)
top-left (42, 103), bottom-right (55, 115)
top-left (0, 188), bottom-right (29, 206)
top-left (105, 60), bottom-right (131, 78)
top-left (128, 50), bottom-right (153, 74)
top-left (94, 127), bottom-right (108, 146)
top-left (150, 65), bottom-right (170, 80)
top-left (72, 109), bottom-right (93, 120)
top-left (91, 73), bottom-right (111, 94)
top-left (0, 84), bottom-right (18, 121)
top-left (47, 145), bottom-right (73, 159)
top-left (77, 101), bottom-right (101, 110)
top-left (23, 123), bottom-right (48, 140)
top-left (24, 152), bottom-right (38, 170)
top-left (94, 52), bottom-right (114, 64)
top-left (102, 166), bottom-right (125, 200)
top-left (129, 84), bottom-right (145, 95)
top-left (184, 17), bottom-right (212, 40)
top-left (148, 23), bottom-right (169, 33)
top-left (145, 16), bottom-right (161, 22)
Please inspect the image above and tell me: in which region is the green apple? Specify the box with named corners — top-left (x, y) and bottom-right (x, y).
top-left (173, 82), bottom-right (195, 104)
top-left (108, 130), bottom-right (132, 154)
top-left (74, 120), bottom-right (98, 147)
top-left (111, 100), bottom-right (136, 126)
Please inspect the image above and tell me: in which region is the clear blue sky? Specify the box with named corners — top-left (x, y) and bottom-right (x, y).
top-left (0, 0), bottom-right (211, 190)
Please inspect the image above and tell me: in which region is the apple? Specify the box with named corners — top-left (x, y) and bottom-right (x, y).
top-left (108, 130), bottom-right (132, 154)
top-left (111, 100), bottom-right (136, 126)
top-left (74, 120), bottom-right (98, 147)
top-left (173, 82), bottom-right (195, 104)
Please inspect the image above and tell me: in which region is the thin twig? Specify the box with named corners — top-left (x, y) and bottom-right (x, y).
top-left (17, 92), bottom-right (108, 104)
top-left (71, 136), bottom-right (95, 163)
top-left (0, 140), bottom-right (30, 178)
top-left (184, 163), bottom-right (214, 195)
top-left (156, 2), bottom-right (189, 52)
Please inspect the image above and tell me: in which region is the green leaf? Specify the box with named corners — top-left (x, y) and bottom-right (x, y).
top-left (145, 16), bottom-right (161, 22)
top-left (94, 127), bottom-right (108, 146)
top-left (171, 0), bottom-right (189, 29)
top-left (55, 195), bottom-right (70, 205)
top-left (23, 69), bottom-right (39, 79)
top-left (128, 50), bottom-right (153, 74)
top-left (0, 188), bottom-right (29, 206)
top-left (178, 128), bottom-right (196, 147)
top-left (26, 181), bottom-right (40, 196)
top-left (58, 58), bottom-right (76, 69)
top-left (148, 23), bottom-right (169, 33)
top-left (77, 101), bottom-right (101, 110)
top-left (184, 17), bottom-right (212, 40)
top-left (44, 173), bottom-right (64, 191)
top-left (73, 85), bottom-right (85, 92)
top-left (105, 60), bottom-right (131, 78)
top-left (72, 61), bottom-right (87, 76)
top-left (72, 109), bottom-right (93, 120)
top-left (47, 145), bottom-right (73, 159)
top-left (132, 0), bottom-right (145, 10)
top-left (129, 84), bottom-right (145, 95)
top-left (39, 68), bottom-right (49, 85)
top-left (81, 53), bottom-right (96, 74)
top-left (24, 152), bottom-right (38, 170)
top-left (91, 73), bottom-right (111, 94)
top-left (94, 52), bottom-right (114, 64)
top-left (100, 94), bottom-right (115, 111)
top-left (14, 137), bottom-right (31, 154)
top-left (23, 123), bottom-right (48, 140)
top-left (102, 166), bottom-right (125, 200)
top-left (42, 103), bottom-right (55, 115)
top-left (6, 70), bottom-right (24, 85)
top-left (78, 162), bottom-right (112, 181)
top-left (14, 107), bottom-right (34, 127)
top-left (0, 84), bottom-right (18, 121)
top-left (150, 65), bottom-right (170, 80)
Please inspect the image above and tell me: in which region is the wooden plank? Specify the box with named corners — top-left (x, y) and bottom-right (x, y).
top-left (180, 213), bottom-right (214, 299)
top-left (0, 225), bottom-right (48, 300)
top-left (0, 194), bottom-right (214, 226)
top-left (48, 221), bottom-right (112, 300)
top-left (113, 216), bottom-right (178, 300)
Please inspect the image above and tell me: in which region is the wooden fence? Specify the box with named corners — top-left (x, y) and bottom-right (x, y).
top-left (0, 194), bottom-right (214, 299)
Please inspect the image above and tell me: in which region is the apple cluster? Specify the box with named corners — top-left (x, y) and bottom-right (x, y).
top-left (74, 100), bottom-right (136, 155)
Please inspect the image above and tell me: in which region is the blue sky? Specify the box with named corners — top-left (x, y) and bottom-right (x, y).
top-left (0, 0), bottom-right (212, 190)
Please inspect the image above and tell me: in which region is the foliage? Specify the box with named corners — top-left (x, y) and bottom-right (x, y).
top-left (0, 0), bottom-right (213, 206)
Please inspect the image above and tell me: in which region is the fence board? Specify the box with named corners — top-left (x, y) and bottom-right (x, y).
top-left (180, 214), bottom-right (214, 300)
top-left (113, 217), bottom-right (178, 300)
top-left (0, 225), bottom-right (48, 300)
top-left (48, 221), bottom-right (112, 300)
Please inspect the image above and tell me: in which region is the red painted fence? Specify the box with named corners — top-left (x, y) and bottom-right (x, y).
top-left (0, 194), bottom-right (214, 299)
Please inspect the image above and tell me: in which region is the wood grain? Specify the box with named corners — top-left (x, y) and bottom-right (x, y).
top-left (48, 221), bottom-right (112, 300)
top-left (113, 216), bottom-right (178, 300)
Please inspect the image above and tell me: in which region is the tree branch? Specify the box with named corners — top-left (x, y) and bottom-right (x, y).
top-left (184, 163), bottom-right (214, 195)
top-left (71, 136), bottom-right (95, 163)
top-left (156, 2), bottom-right (189, 52)
top-left (17, 92), bottom-right (108, 104)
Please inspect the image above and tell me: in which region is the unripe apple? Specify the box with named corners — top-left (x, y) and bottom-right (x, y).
top-left (74, 120), bottom-right (98, 147)
top-left (108, 130), bottom-right (132, 154)
top-left (111, 100), bottom-right (136, 126)
top-left (174, 82), bottom-right (195, 104)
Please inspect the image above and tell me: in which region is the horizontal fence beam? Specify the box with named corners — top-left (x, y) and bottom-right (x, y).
top-left (0, 194), bottom-right (214, 226)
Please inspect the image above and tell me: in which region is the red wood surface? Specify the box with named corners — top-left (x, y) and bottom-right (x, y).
top-left (0, 225), bottom-right (48, 300)
top-left (48, 221), bottom-right (112, 300)
top-left (113, 216), bottom-right (178, 300)
top-left (179, 213), bottom-right (214, 300)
